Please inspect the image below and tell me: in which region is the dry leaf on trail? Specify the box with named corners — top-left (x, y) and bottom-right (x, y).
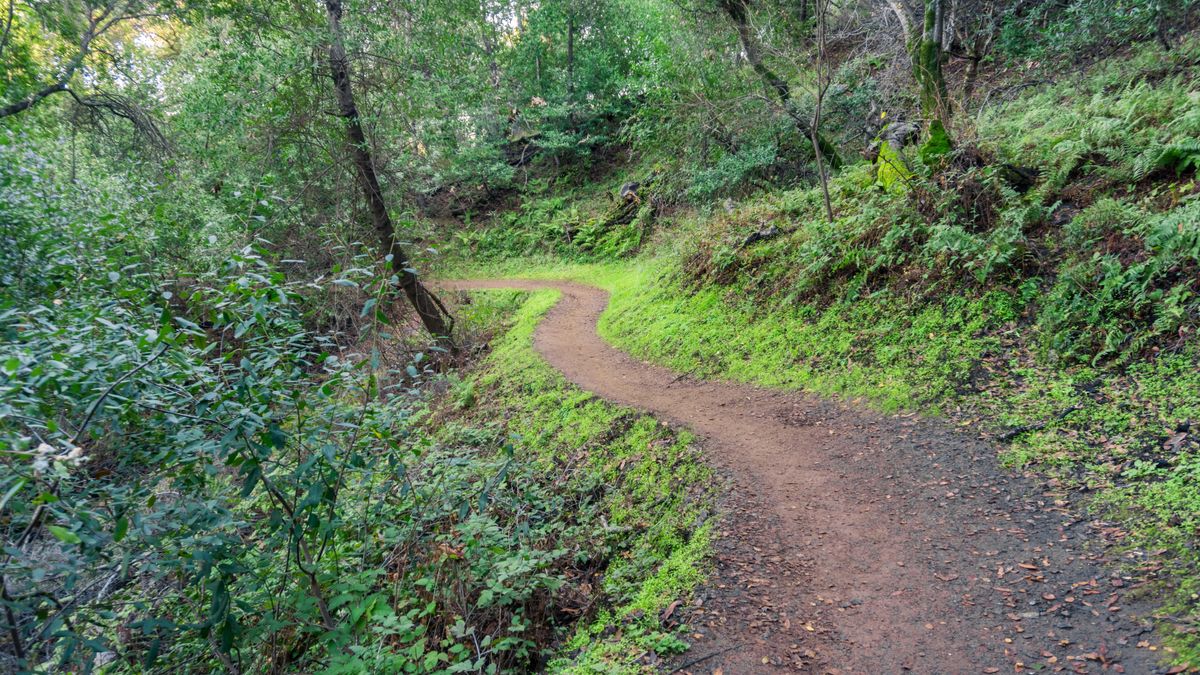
top-left (661, 599), bottom-right (682, 622)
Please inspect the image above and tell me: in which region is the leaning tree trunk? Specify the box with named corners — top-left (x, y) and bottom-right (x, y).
top-left (324, 0), bottom-right (457, 353)
top-left (718, 0), bottom-right (841, 169)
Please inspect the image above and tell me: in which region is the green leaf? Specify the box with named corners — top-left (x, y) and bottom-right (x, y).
top-left (241, 464), bottom-right (261, 497)
top-left (113, 517), bottom-right (129, 543)
top-left (0, 479), bottom-right (26, 511)
top-left (47, 525), bottom-right (81, 544)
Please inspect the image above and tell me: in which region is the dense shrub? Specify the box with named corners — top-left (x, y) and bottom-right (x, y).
top-left (0, 136), bottom-right (707, 673)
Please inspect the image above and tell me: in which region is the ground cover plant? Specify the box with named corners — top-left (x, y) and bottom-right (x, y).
top-left (0, 137), bottom-right (712, 672)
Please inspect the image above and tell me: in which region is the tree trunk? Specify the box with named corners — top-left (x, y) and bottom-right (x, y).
top-left (566, 4), bottom-right (576, 127)
top-left (480, 1), bottom-right (502, 89)
top-left (566, 8), bottom-right (575, 98)
top-left (962, 54), bottom-right (981, 102)
top-left (718, 0), bottom-right (841, 168)
top-left (323, 0), bottom-right (457, 353)
top-left (914, 0), bottom-right (949, 125)
top-left (812, 0), bottom-right (834, 222)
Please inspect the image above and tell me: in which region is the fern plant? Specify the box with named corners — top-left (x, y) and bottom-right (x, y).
top-left (1132, 139), bottom-right (1200, 180)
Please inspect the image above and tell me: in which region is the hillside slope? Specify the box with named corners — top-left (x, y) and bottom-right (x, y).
top-left (439, 36), bottom-right (1200, 668)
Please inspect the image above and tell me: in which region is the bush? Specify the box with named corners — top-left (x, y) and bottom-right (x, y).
top-left (0, 136), bottom-right (708, 673)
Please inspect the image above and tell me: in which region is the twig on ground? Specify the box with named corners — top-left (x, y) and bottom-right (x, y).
top-left (672, 644), bottom-right (738, 672)
top-left (998, 404), bottom-right (1084, 442)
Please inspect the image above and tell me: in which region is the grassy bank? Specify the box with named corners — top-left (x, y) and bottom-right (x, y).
top-left (442, 289), bottom-right (716, 672)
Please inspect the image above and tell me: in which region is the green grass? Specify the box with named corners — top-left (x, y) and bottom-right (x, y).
top-left (440, 257), bottom-right (1008, 413)
top-left (446, 288), bottom-right (716, 673)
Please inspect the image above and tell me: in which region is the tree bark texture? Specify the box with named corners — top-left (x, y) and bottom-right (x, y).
top-left (914, 0), bottom-right (949, 123)
top-left (324, 0), bottom-right (457, 353)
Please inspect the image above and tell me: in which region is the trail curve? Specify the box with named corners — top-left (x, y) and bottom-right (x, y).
top-left (442, 279), bottom-right (1162, 675)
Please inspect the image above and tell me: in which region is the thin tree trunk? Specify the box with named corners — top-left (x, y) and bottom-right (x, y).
top-left (566, 8), bottom-right (575, 99)
top-left (812, 0), bottom-right (834, 222)
top-left (480, 0), bottom-right (502, 89)
top-left (719, 0), bottom-right (841, 168)
top-left (566, 4), bottom-right (576, 127)
top-left (962, 53), bottom-right (981, 102)
top-left (0, 0), bottom-right (17, 63)
top-left (323, 0), bottom-right (457, 353)
top-left (480, 0), bottom-right (504, 138)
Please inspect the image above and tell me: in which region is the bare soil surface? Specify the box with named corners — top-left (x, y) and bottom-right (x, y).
top-left (443, 280), bottom-right (1168, 674)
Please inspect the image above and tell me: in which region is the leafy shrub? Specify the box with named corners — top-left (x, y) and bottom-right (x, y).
top-left (0, 137), bottom-right (708, 673)
top-left (994, 0), bottom-right (1198, 62)
top-left (686, 143), bottom-right (778, 201)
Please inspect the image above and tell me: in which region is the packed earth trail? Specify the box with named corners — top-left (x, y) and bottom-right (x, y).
top-left (443, 280), bottom-right (1168, 675)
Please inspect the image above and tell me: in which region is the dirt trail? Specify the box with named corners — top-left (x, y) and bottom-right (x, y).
top-left (444, 280), bottom-right (1165, 674)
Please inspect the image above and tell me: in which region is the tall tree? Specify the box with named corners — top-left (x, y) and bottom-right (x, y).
top-left (323, 0), bottom-right (457, 353)
top-left (885, 0), bottom-right (952, 135)
top-left (913, 0), bottom-right (949, 124)
top-left (811, 0), bottom-right (834, 220)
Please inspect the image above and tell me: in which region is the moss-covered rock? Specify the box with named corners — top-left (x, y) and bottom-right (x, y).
top-left (877, 138), bottom-right (914, 193)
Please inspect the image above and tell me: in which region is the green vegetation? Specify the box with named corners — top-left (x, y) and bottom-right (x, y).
top-left (451, 289), bottom-right (713, 671)
top-left (437, 33), bottom-right (1200, 666)
top-left (4, 0), bottom-right (1200, 670)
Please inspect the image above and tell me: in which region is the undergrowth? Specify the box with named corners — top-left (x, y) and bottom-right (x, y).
top-left (441, 289), bottom-right (716, 672)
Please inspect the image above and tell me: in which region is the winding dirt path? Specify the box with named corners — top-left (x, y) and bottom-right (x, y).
top-left (443, 280), bottom-right (1164, 674)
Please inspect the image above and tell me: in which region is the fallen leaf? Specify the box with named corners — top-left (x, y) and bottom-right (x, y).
top-left (661, 599), bottom-right (681, 622)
